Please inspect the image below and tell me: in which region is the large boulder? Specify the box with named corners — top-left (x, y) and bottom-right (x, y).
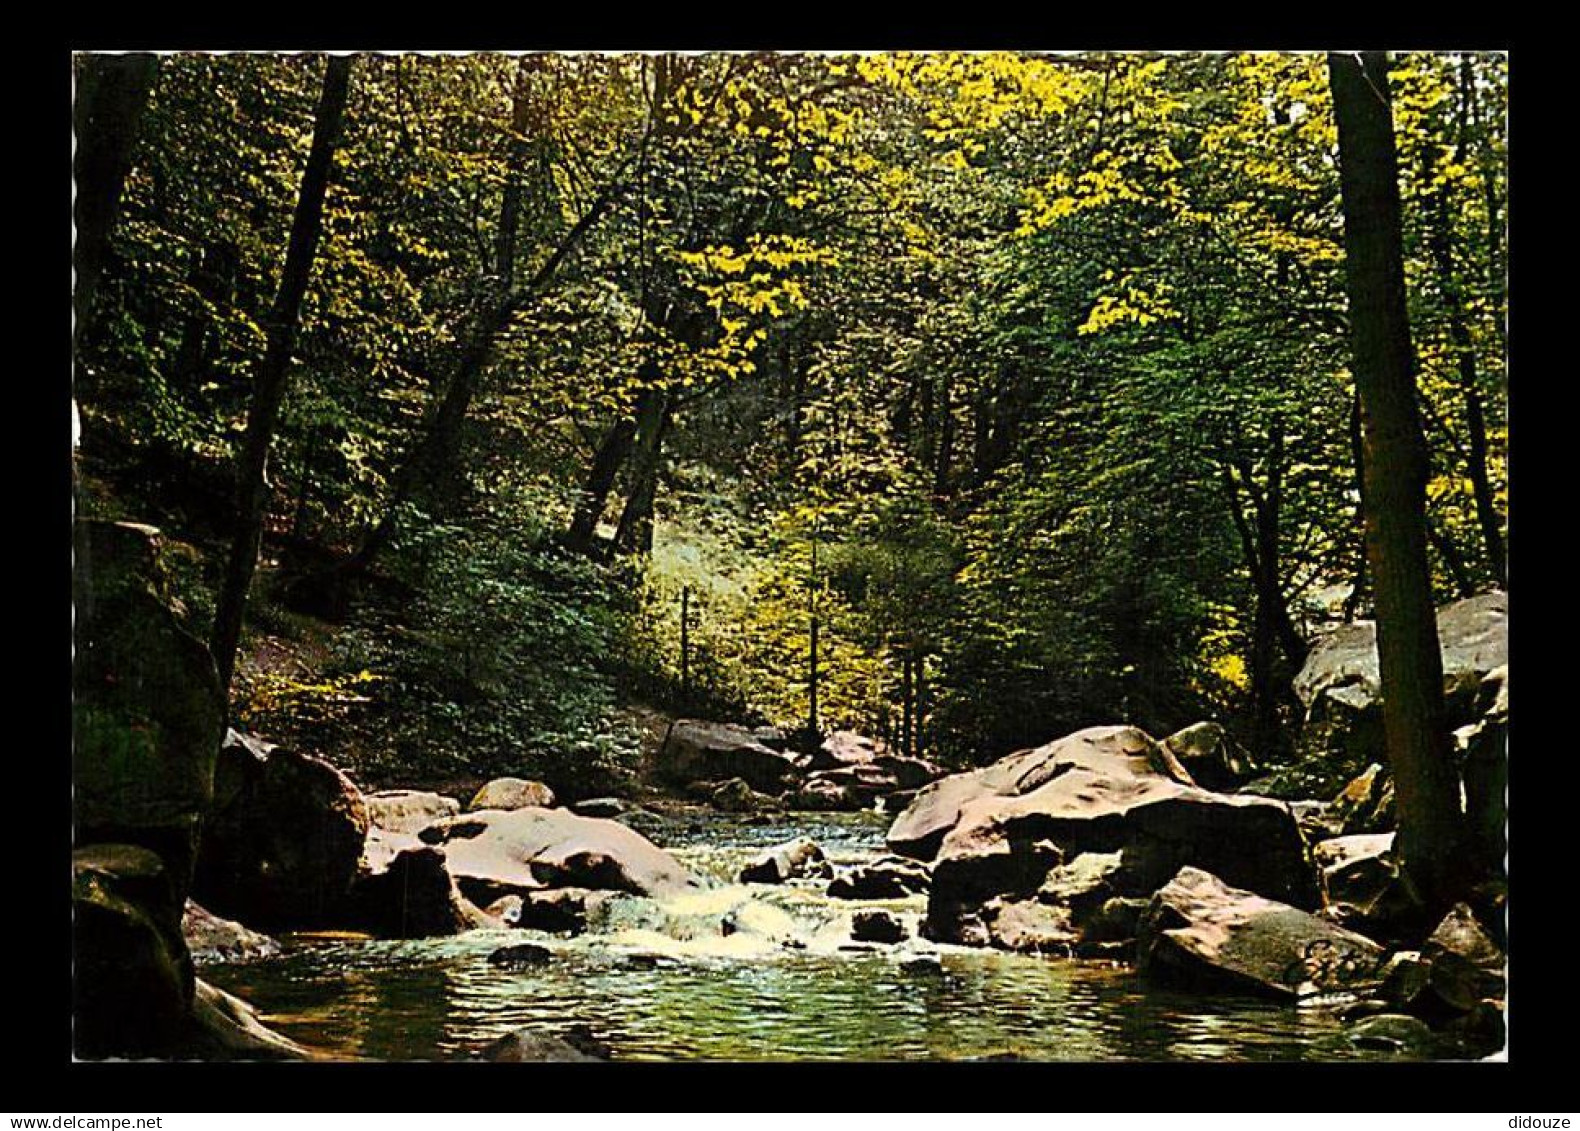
top-left (182, 900), bottom-right (281, 964)
top-left (73, 521), bottom-right (225, 894)
top-left (348, 829), bottom-right (486, 938)
top-left (1294, 590), bottom-right (1506, 779)
top-left (656, 720), bottom-right (799, 794)
top-left (905, 726), bottom-right (1318, 947)
top-left (419, 806), bottom-right (699, 906)
top-left (192, 730), bottom-right (371, 930)
top-left (74, 844), bottom-right (194, 1058)
top-left (468, 777), bottom-right (555, 812)
top-left (1137, 867), bottom-right (1387, 1000)
top-left (887, 725), bottom-right (1199, 861)
top-left (365, 789), bottom-right (461, 834)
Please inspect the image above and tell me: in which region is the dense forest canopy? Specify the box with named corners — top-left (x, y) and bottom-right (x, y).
top-left (73, 50), bottom-right (1507, 794)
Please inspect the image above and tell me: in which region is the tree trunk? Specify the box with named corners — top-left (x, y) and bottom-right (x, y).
top-left (210, 54), bottom-right (353, 698)
top-left (613, 387), bottom-right (673, 557)
top-left (73, 53), bottom-right (160, 336)
top-left (565, 413), bottom-right (639, 556)
top-left (1329, 50), bottom-right (1470, 906)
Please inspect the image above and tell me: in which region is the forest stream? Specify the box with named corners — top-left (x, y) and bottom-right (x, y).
top-left (200, 809), bottom-right (1397, 1062)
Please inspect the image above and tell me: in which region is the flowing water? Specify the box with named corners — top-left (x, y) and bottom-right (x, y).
top-left (200, 808), bottom-right (1407, 1062)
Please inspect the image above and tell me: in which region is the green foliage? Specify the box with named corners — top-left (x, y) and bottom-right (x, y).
top-left (77, 50), bottom-right (1507, 789)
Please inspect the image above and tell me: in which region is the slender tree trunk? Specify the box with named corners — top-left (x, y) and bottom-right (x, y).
top-left (210, 55), bottom-right (353, 698)
top-left (73, 53), bottom-right (160, 337)
top-left (613, 387), bottom-right (673, 556)
top-left (1330, 50), bottom-right (1470, 906)
top-left (565, 414), bottom-right (639, 556)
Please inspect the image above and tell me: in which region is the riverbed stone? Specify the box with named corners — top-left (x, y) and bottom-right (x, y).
top-left (827, 856), bottom-right (932, 900)
top-left (512, 887), bottom-right (623, 934)
top-left (739, 836), bottom-right (833, 884)
top-left (1347, 1012), bottom-right (1438, 1055)
top-left (887, 725), bottom-right (1198, 861)
top-left (489, 942), bottom-right (554, 967)
top-left (422, 806), bottom-right (699, 905)
top-left (851, 908), bottom-right (909, 944)
top-left (468, 777), bottom-right (555, 812)
top-left (912, 726), bottom-right (1318, 949)
top-left (657, 720), bottom-right (800, 794)
top-left (571, 797), bottom-right (628, 819)
top-left (476, 1026), bottom-right (610, 1062)
top-left (192, 730), bottom-right (371, 930)
top-left (707, 776), bottom-right (784, 813)
top-left (365, 789), bottom-right (461, 834)
top-left (182, 900), bottom-right (281, 963)
top-left (73, 843), bottom-right (193, 1058)
top-left (349, 840), bottom-right (484, 938)
top-left (1137, 866), bottom-right (1387, 1001)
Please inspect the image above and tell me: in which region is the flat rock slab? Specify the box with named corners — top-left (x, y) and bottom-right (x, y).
top-left (423, 806), bottom-right (699, 906)
top-left (1138, 866), bottom-right (1386, 1001)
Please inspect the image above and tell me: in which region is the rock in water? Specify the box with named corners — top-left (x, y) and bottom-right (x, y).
top-left (74, 521), bottom-right (226, 895)
top-left (887, 725), bottom-right (1200, 862)
top-left (488, 942), bottom-right (554, 967)
top-left (182, 900), bottom-right (281, 963)
top-left (73, 844), bottom-right (192, 1058)
top-left (571, 797), bottom-right (628, 819)
top-left (349, 838), bottom-right (481, 938)
top-left (192, 730), bottom-right (370, 930)
top-left (656, 720), bottom-right (800, 794)
top-left (422, 806), bottom-right (699, 906)
top-left (365, 790), bottom-right (461, 834)
top-left (903, 726), bottom-right (1317, 947)
top-left (738, 837), bottom-right (832, 884)
top-left (468, 777), bottom-right (556, 812)
top-left (1137, 866), bottom-right (1386, 1000)
top-left (476, 1026), bottom-right (610, 1062)
top-left (827, 856), bottom-right (932, 900)
top-left (706, 776), bottom-right (783, 813)
top-left (851, 909), bottom-right (908, 944)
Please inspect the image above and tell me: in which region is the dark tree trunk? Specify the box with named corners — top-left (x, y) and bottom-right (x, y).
top-left (210, 55), bottom-right (353, 698)
top-left (565, 413), bottom-right (639, 556)
top-left (613, 387), bottom-right (673, 557)
top-left (73, 53), bottom-right (160, 336)
top-left (1330, 50), bottom-right (1470, 906)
